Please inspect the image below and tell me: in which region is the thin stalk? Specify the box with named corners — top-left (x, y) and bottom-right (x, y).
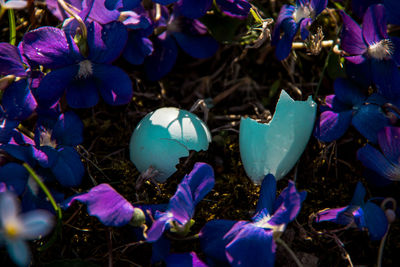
top-left (22, 163), bottom-right (62, 221)
top-left (0, 6), bottom-right (5, 20)
top-left (8, 9), bottom-right (16, 45)
top-left (377, 224), bottom-right (390, 267)
top-left (276, 237), bottom-right (303, 267)
top-left (57, 0), bottom-right (87, 40)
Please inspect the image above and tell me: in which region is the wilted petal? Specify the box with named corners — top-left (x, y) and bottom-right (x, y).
top-left (62, 183), bottom-right (135, 226)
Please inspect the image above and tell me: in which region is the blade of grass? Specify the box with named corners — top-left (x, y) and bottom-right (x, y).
top-left (8, 9), bottom-right (16, 45)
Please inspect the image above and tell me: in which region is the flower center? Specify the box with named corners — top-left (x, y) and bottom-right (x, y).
top-left (4, 221), bottom-right (20, 239)
top-left (368, 39), bottom-right (393, 60)
top-left (39, 128), bottom-right (57, 148)
top-left (293, 4), bottom-right (312, 23)
top-left (77, 60), bottom-right (93, 79)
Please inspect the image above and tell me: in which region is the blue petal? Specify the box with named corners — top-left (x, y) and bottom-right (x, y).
top-left (357, 144), bottom-right (400, 182)
top-left (145, 35), bottom-right (178, 81)
top-left (0, 163), bottom-right (29, 195)
top-left (215, 0), bottom-right (251, 19)
top-left (65, 77), bottom-right (99, 108)
top-left (21, 26), bottom-right (81, 68)
top-left (186, 162), bottom-right (215, 205)
top-left (271, 5), bottom-right (295, 46)
top-left (275, 19), bottom-right (299, 61)
top-left (153, 0), bottom-right (177, 4)
top-left (52, 111), bottom-right (83, 146)
top-left (88, 21), bottom-right (128, 64)
top-left (151, 235), bottom-right (171, 263)
top-left (255, 174), bottom-right (276, 215)
top-left (362, 4), bottom-right (387, 46)
top-left (199, 219), bottom-right (242, 265)
top-left (146, 214), bottom-right (171, 242)
top-left (1, 79), bottom-right (37, 121)
top-left (371, 59), bottom-right (400, 101)
top-left (93, 64), bottom-right (133, 106)
top-left (0, 43), bottom-right (26, 77)
top-left (51, 147), bottom-right (84, 187)
top-left (334, 78), bottom-right (366, 107)
top-left (176, 0), bottom-right (213, 19)
top-left (339, 11), bottom-right (367, 57)
top-left (314, 110), bottom-right (352, 142)
top-left (311, 0), bottom-right (328, 15)
top-left (377, 127), bottom-right (400, 165)
top-left (35, 65), bottom-right (79, 108)
top-left (352, 104), bottom-right (390, 143)
top-left (225, 224), bottom-right (275, 267)
top-left (350, 182), bottom-right (366, 206)
top-left (166, 252), bottom-right (207, 267)
top-left (300, 18), bottom-right (311, 40)
top-left (384, 0), bottom-right (400, 25)
top-left (123, 31), bottom-right (153, 65)
top-left (363, 201), bottom-right (388, 240)
top-left (62, 183), bottom-right (135, 226)
top-left (269, 180), bottom-right (306, 226)
top-left (173, 32), bottom-right (218, 59)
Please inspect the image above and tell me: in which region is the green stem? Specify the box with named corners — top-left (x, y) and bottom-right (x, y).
top-left (250, 7), bottom-right (263, 24)
top-left (276, 237), bottom-right (303, 267)
top-left (377, 224), bottom-right (390, 267)
top-left (22, 163), bottom-right (62, 221)
top-left (8, 9), bottom-right (16, 45)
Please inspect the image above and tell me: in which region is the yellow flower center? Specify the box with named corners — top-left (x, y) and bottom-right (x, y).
top-left (4, 223), bottom-right (20, 239)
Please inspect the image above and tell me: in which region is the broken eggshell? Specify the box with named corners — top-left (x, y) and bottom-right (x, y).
top-left (240, 90), bottom-right (317, 184)
top-left (129, 107), bottom-right (211, 182)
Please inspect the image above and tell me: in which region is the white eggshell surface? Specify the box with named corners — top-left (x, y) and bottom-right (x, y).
top-left (129, 107), bottom-right (211, 182)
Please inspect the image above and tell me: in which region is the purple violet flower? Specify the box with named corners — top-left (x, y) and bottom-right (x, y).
top-left (199, 174), bottom-right (306, 266)
top-left (21, 21), bottom-right (132, 108)
top-left (1, 111), bottom-right (85, 187)
top-left (315, 181), bottom-right (388, 240)
top-left (314, 77), bottom-right (390, 143)
top-left (144, 8), bottom-right (218, 81)
top-left (146, 162), bottom-right (215, 242)
top-left (271, 0), bottom-right (327, 60)
top-left (0, 43), bottom-right (27, 78)
top-left (357, 126), bottom-right (400, 185)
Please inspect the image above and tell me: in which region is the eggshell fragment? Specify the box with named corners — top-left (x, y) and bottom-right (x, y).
top-left (129, 107), bottom-right (211, 182)
top-left (240, 90), bottom-right (316, 184)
